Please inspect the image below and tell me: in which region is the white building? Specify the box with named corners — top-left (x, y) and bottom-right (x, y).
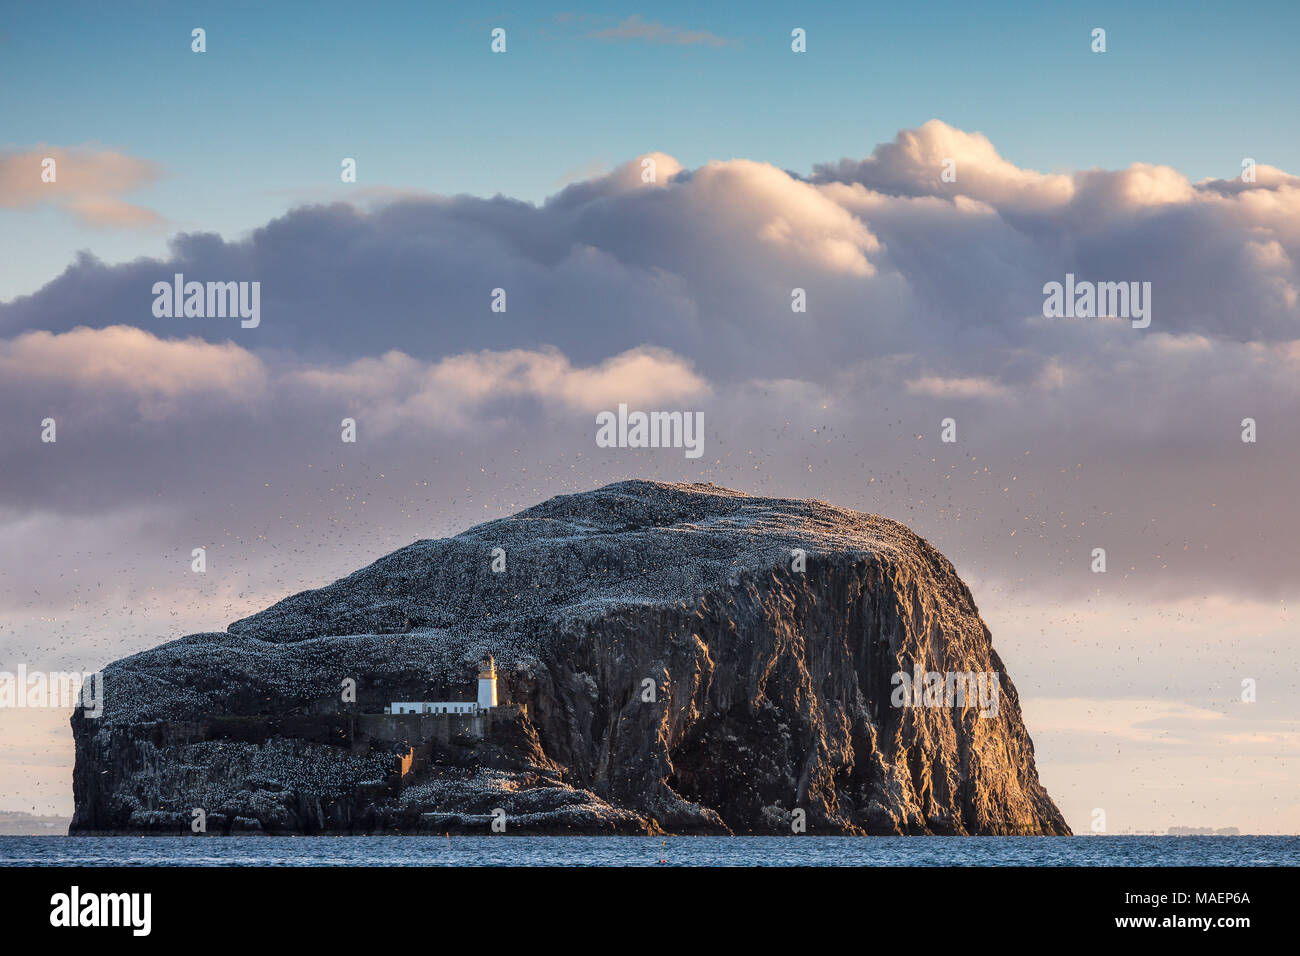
top-left (478, 655), bottom-right (498, 710)
top-left (386, 657), bottom-right (499, 715)
top-left (388, 701), bottom-right (477, 715)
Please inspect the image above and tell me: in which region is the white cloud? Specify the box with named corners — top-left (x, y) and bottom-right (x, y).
top-left (0, 325), bottom-right (266, 416)
top-left (291, 345), bottom-right (711, 433)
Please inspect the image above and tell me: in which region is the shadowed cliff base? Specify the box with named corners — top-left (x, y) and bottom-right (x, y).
top-left (71, 480), bottom-right (1070, 836)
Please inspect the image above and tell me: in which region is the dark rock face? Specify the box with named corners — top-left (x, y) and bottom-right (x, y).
top-left (70, 480), bottom-right (1070, 835)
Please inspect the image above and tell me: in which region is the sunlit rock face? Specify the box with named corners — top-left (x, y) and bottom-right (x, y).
top-left (71, 480), bottom-right (1069, 836)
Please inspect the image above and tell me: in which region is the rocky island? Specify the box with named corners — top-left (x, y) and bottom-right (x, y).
top-left (70, 480), bottom-right (1070, 836)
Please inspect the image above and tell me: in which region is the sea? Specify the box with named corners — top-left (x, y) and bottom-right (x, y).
top-left (1, 835), bottom-right (1296, 867)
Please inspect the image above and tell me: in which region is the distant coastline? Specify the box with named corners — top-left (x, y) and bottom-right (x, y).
top-left (0, 812), bottom-right (69, 836)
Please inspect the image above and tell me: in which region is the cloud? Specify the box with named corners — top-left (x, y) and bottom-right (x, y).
top-left (0, 145), bottom-right (163, 228)
top-left (0, 322), bottom-right (707, 430)
top-left (291, 345), bottom-right (710, 433)
top-left (905, 375), bottom-right (1008, 399)
top-left (0, 325), bottom-right (266, 417)
top-left (1196, 164), bottom-right (1300, 196)
top-left (1, 121), bottom-right (1299, 610)
top-left (583, 15), bottom-right (732, 47)
top-left (812, 119), bottom-right (1075, 210)
top-left (0, 154), bottom-right (888, 379)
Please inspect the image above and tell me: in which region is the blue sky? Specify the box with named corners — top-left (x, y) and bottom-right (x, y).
top-left (3, 0), bottom-right (1298, 298)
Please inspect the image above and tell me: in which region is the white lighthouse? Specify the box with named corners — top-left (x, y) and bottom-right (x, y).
top-left (477, 656), bottom-right (498, 710)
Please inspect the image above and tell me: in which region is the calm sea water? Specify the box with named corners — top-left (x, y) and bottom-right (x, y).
top-left (1, 835), bottom-right (1296, 867)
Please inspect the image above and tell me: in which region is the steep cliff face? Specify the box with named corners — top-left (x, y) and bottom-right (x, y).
top-left (70, 480), bottom-right (1069, 835)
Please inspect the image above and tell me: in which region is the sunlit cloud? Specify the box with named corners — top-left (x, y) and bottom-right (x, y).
top-left (0, 145), bottom-right (164, 228)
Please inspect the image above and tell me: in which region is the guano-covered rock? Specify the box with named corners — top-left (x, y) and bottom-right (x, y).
top-left (71, 480), bottom-right (1070, 836)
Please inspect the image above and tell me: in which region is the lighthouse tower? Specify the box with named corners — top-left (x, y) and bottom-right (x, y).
top-left (477, 656), bottom-right (498, 710)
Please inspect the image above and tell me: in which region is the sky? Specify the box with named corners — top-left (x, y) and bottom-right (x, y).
top-left (1, 1), bottom-right (1298, 834)
top-left (5, 0), bottom-right (1300, 298)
